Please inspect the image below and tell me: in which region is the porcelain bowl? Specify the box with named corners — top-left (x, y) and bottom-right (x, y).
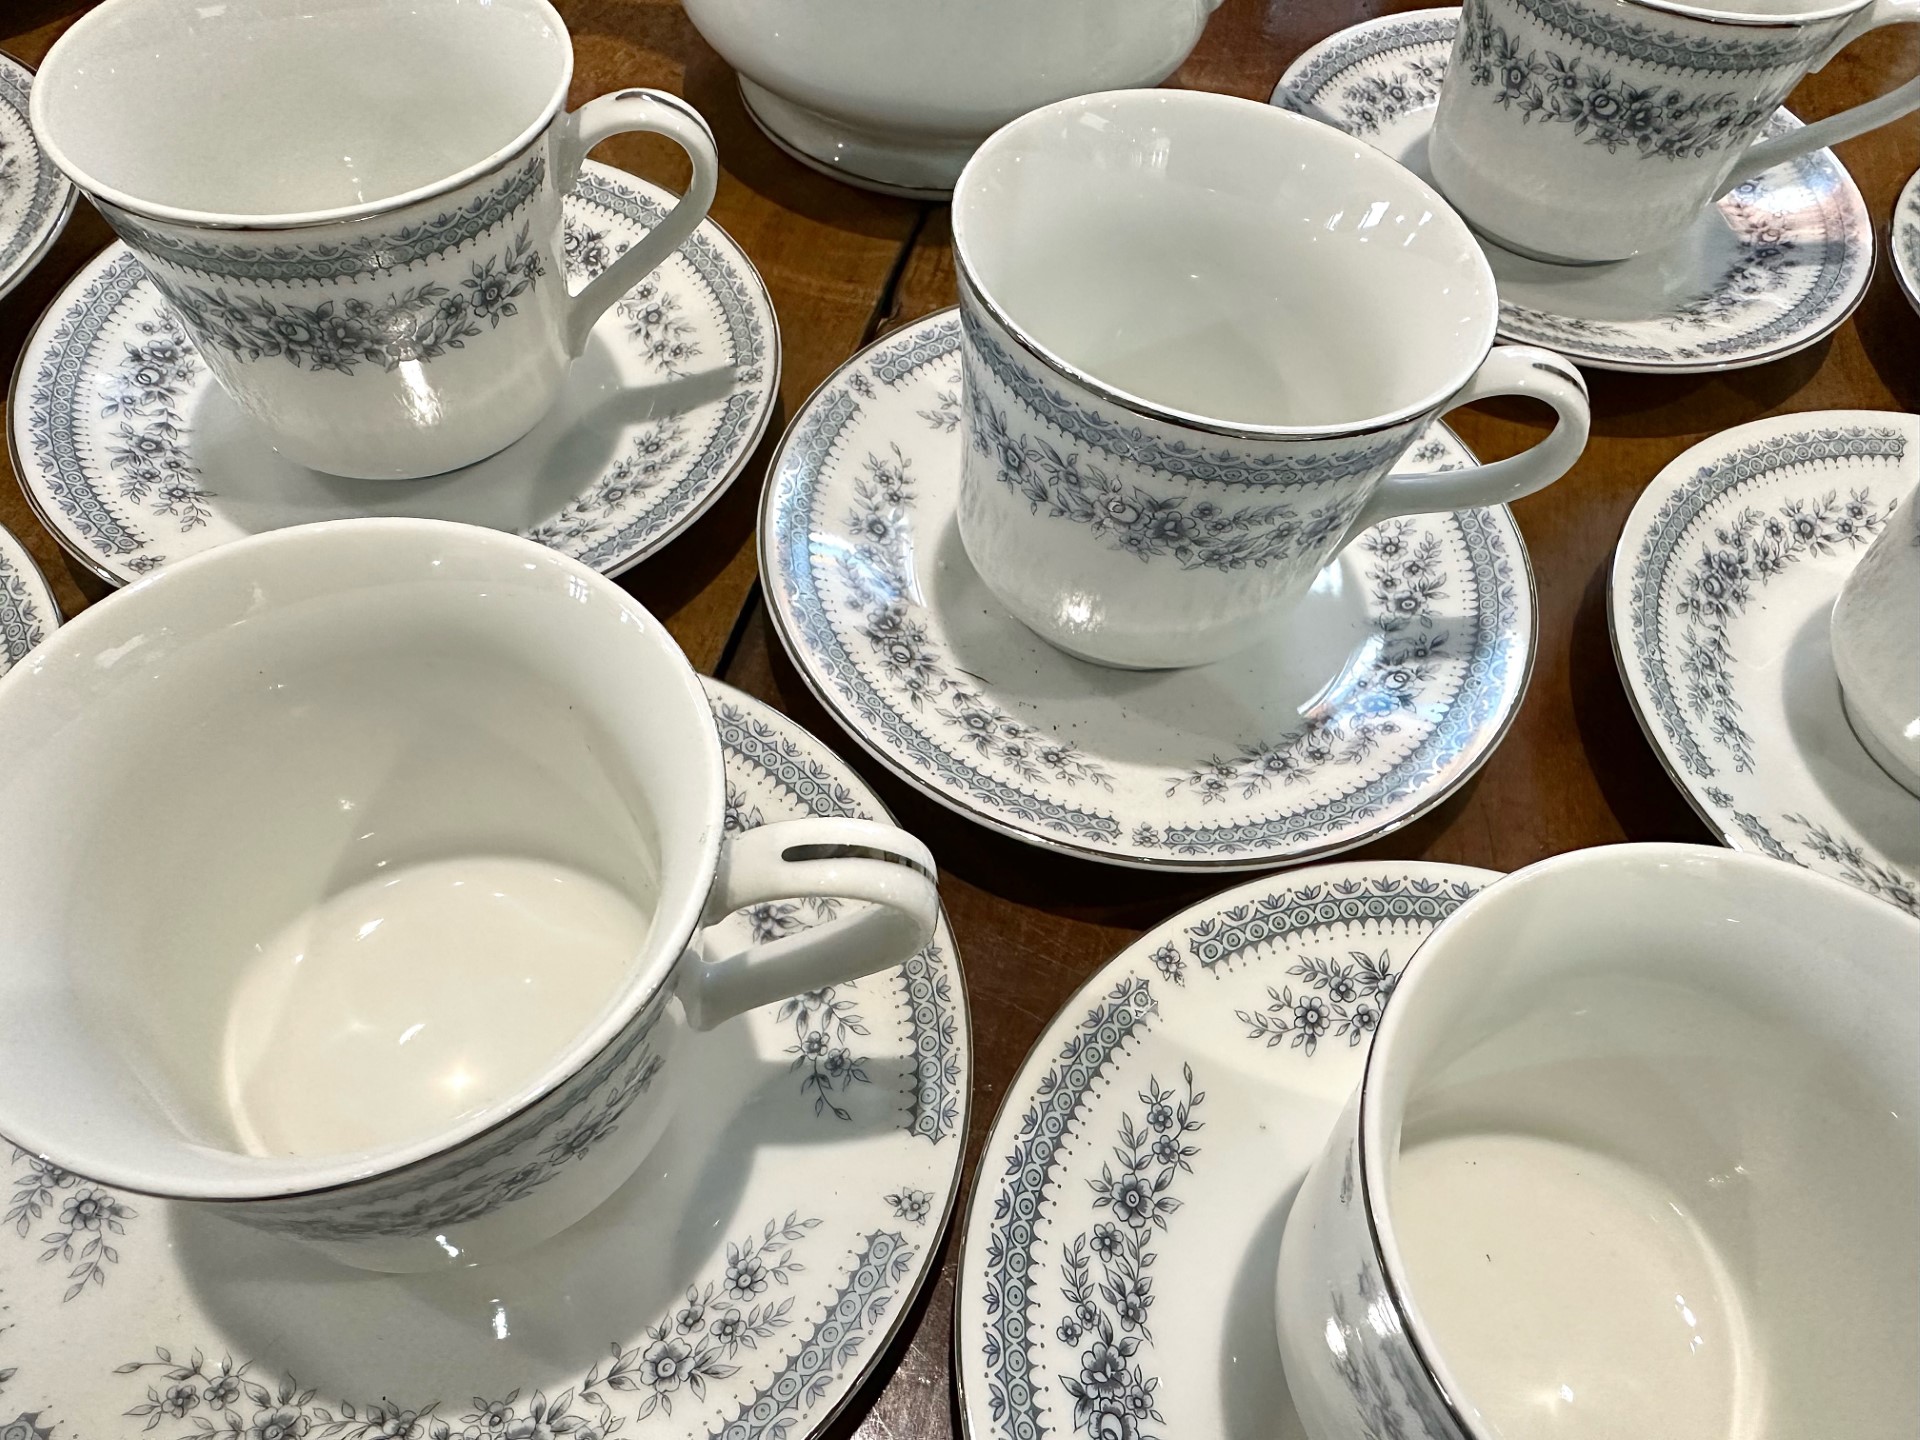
top-left (1276, 842), bottom-right (1920, 1440)
top-left (680, 0), bottom-right (1221, 195)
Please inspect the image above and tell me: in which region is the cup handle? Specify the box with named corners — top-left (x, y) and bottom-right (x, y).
top-left (677, 818), bottom-right (940, 1031)
top-left (1335, 345), bottom-right (1589, 547)
top-left (556, 88), bottom-right (721, 356)
top-left (1716, 0), bottom-right (1920, 196)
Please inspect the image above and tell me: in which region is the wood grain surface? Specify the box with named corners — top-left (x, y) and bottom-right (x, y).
top-left (3, 1), bottom-right (1915, 1436)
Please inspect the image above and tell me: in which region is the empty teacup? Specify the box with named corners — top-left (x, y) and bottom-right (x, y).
top-left (1832, 472), bottom-right (1920, 795)
top-left (1430, 0), bottom-right (1920, 263)
top-left (1276, 843), bottom-right (1919, 1440)
top-left (951, 91), bottom-right (1590, 670)
top-left (0, 519), bottom-right (938, 1272)
top-left (32, 0), bottom-right (719, 480)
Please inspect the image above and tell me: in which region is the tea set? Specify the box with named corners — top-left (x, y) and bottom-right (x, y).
top-left (0, 0), bottom-right (1915, 1437)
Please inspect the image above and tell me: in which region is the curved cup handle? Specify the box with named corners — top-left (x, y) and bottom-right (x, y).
top-left (1337, 345), bottom-right (1589, 546)
top-left (678, 818), bottom-right (939, 1031)
top-left (1717, 0), bottom-right (1920, 196)
top-left (557, 88), bottom-right (720, 356)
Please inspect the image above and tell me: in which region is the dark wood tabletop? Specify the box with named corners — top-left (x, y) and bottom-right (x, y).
top-left (3, 0), bottom-right (1916, 1435)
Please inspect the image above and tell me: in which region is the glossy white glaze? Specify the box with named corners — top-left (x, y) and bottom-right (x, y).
top-left (0, 519), bottom-right (937, 1271)
top-left (1832, 471), bottom-right (1920, 795)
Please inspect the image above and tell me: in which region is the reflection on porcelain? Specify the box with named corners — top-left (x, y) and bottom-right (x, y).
top-left (0, 54), bottom-right (75, 304)
top-left (680, 0), bottom-right (1220, 197)
top-left (31, 0), bottom-right (722, 480)
top-left (949, 92), bottom-right (1586, 671)
top-left (1892, 165), bottom-right (1920, 315)
top-left (1428, 0), bottom-right (1920, 262)
top-left (1273, 10), bottom-right (1873, 374)
top-left (955, 860), bottom-right (1498, 1440)
top-left (1611, 410), bottom-right (1919, 917)
top-left (1277, 843), bottom-right (1920, 1440)
top-left (0, 677), bottom-right (970, 1440)
top-left (761, 309), bottom-right (1540, 871)
top-left (0, 520), bottom-right (937, 1272)
top-left (10, 162), bottom-right (778, 585)
top-left (0, 524), bottom-right (57, 676)
top-left (1832, 473), bottom-right (1920, 796)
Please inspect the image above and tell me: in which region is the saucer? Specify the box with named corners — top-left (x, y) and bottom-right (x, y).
top-left (1611, 410), bottom-right (1919, 918)
top-left (1272, 9), bottom-right (1872, 374)
top-left (761, 309), bottom-right (1537, 871)
top-left (1893, 166), bottom-right (1920, 317)
top-left (954, 859), bottom-right (1500, 1440)
top-left (0, 52), bottom-right (75, 305)
top-left (8, 160), bottom-right (779, 584)
top-left (0, 679), bottom-right (969, 1440)
top-left (0, 523), bottom-right (57, 676)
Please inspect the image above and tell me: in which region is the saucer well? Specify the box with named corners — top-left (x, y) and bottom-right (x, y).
top-left (954, 860), bottom-right (1500, 1440)
top-left (1893, 166), bottom-right (1920, 317)
top-left (761, 309), bottom-right (1537, 871)
top-left (1272, 9), bottom-right (1872, 375)
top-left (8, 160), bottom-right (779, 583)
top-left (1611, 410), bottom-right (1919, 918)
top-left (0, 522), bottom-right (57, 676)
top-left (0, 52), bottom-right (75, 305)
top-left (0, 679), bottom-right (969, 1440)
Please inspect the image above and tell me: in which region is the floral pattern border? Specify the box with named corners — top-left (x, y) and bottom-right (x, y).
top-left (0, 534), bottom-right (50, 674)
top-left (0, 58), bottom-right (72, 295)
top-left (1496, 0), bottom-right (1841, 76)
top-left (1275, 11), bottom-right (1459, 135)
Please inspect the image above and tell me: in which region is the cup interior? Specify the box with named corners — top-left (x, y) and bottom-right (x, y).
top-left (0, 521), bottom-right (719, 1197)
top-left (951, 91), bottom-right (1497, 431)
top-left (1368, 848), bottom-right (1918, 1440)
top-left (33, 0), bottom-right (569, 221)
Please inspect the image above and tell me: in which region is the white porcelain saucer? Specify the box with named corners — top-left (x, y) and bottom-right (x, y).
top-left (0, 679), bottom-right (969, 1440)
top-left (1611, 410), bottom-right (1919, 918)
top-left (954, 859), bottom-right (1499, 1440)
top-left (1892, 166), bottom-right (1920, 317)
top-left (1272, 9), bottom-right (1872, 374)
top-left (0, 523), bottom-right (57, 677)
top-left (761, 310), bottom-right (1536, 872)
top-left (0, 52), bottom-right (75, 306)
top-left (8, 160), bottom-right (779, 584)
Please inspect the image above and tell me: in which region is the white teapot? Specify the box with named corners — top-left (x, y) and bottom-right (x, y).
top-left (681, 0), bottom-right (1222, 195)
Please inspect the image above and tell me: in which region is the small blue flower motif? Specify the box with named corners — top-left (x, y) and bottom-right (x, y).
top-left (1144, 1102), bottom-right (1174, 1133)
top-left (1057, 1316), bottom-right (1083, 1344)
top-left (205, 1376), bottom-right (242, 1411)
top-left (161, 1384), bottom-right (201, 1418)
top-left (1108, 1173), bottom-right (1153, 1228)
top-left (1089, 1222), bottom-right (1122, 1259)
top-left (1151, 1135), bottom-right (1181, 1165)
top-left (675, 1300), bottom-right (706, 1334)
top-left (887, 1188), bottom-right (933, 1224)
top-left (725, 1253), bottom-right (769, 1300)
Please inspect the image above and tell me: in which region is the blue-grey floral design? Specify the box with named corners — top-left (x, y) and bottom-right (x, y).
top-left (1895, 181), bottom-right (1920, 311)
top-left (1490, 0), bottom-right (1837, 77)
top-left (102, 156), bottom-right (548, 285)
top-left (98, 307), bottom-right (211, 534)
top-left (0, 549), bottom-right (48, 671)
top-left (152, 222), bottom-right (545, 375)
top-left (886, 1189), bottom-right (933, 1224)
top-left (1276, 12), bottom-right (1460, 134)
top-left (1458, 0), bottom-right (1774, 159)
top-left (0, 57), bottom-right (74, 296)
top-left (1237, 949), bottom-right (1400, 1054)
top-left (1183, 873), bottom-right (1481, 972)
top-left (1052, 1067), bottom-right (1203, 1440)
top-left (780, 987), bottom-right (871, 1123)
top-left (7, 1152), bottom-right (134, 1303)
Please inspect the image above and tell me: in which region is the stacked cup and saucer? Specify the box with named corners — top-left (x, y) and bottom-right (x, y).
top-left (0, 3), bottom-right (973, 1438)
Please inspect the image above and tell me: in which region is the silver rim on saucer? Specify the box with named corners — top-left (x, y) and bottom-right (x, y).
top-left (0, 519), bottom-right (58, 676)
top-left (0, 677), bottom-right (971, 1440)
top-left (1609, 410), bottom-right (1919, 919)
top-left (6, 161), bottom-right (780, 585)
top-left (760, 308), bottom-right (1539, 872)
top-left (953, 859), bottom-right (1502, 1440)
top-left (0, 50), bottom-right (77, 306)
top-left (1271, 7), bottom-right (1874, 375)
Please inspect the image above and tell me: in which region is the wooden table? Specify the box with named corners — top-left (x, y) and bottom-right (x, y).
top-left (3, 1), bottom-right (1915, 1435)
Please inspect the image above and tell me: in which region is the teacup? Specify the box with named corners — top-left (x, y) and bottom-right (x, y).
top-left (1276, 843), bottom-right (1919, 1440)
top-left (0, 519), bottom-right (938, 1273)
top-left (32, 0), bottom-right (719, 481)
top-left (951, 91), bottom-right (1591, 671)
top-left (1832, 472), bottom-right (1920, 795)
top-left (1430, 0), bottom-right (1920, 263)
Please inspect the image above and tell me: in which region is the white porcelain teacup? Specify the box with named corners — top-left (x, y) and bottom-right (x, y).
top-left (0, 519), bottom-right (938, 1273)
top-left (951, 91), bottom-right (1591, 671)
top-left (1431, 0), bottom-right (1920, 263)
top-left (1832, 474), bottom-right (1920, 795)
top-left (1276, 843), bottom-right (1920, 1440)
top-left (32, 0), bottom-right (719, 481)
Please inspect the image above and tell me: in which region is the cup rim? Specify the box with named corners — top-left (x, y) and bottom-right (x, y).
top-left (0, 517), bottom-right (726, 1203)
top-left (949, 89), bottom-right (1500, 442)
top-left (1349, 841), bottom-right (1920, 1439)
top-left (29, 0), bottom-right (574, 232)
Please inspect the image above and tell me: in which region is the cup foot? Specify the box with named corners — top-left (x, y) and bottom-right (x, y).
top-left (737, 78), bottom-right (975, 198)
